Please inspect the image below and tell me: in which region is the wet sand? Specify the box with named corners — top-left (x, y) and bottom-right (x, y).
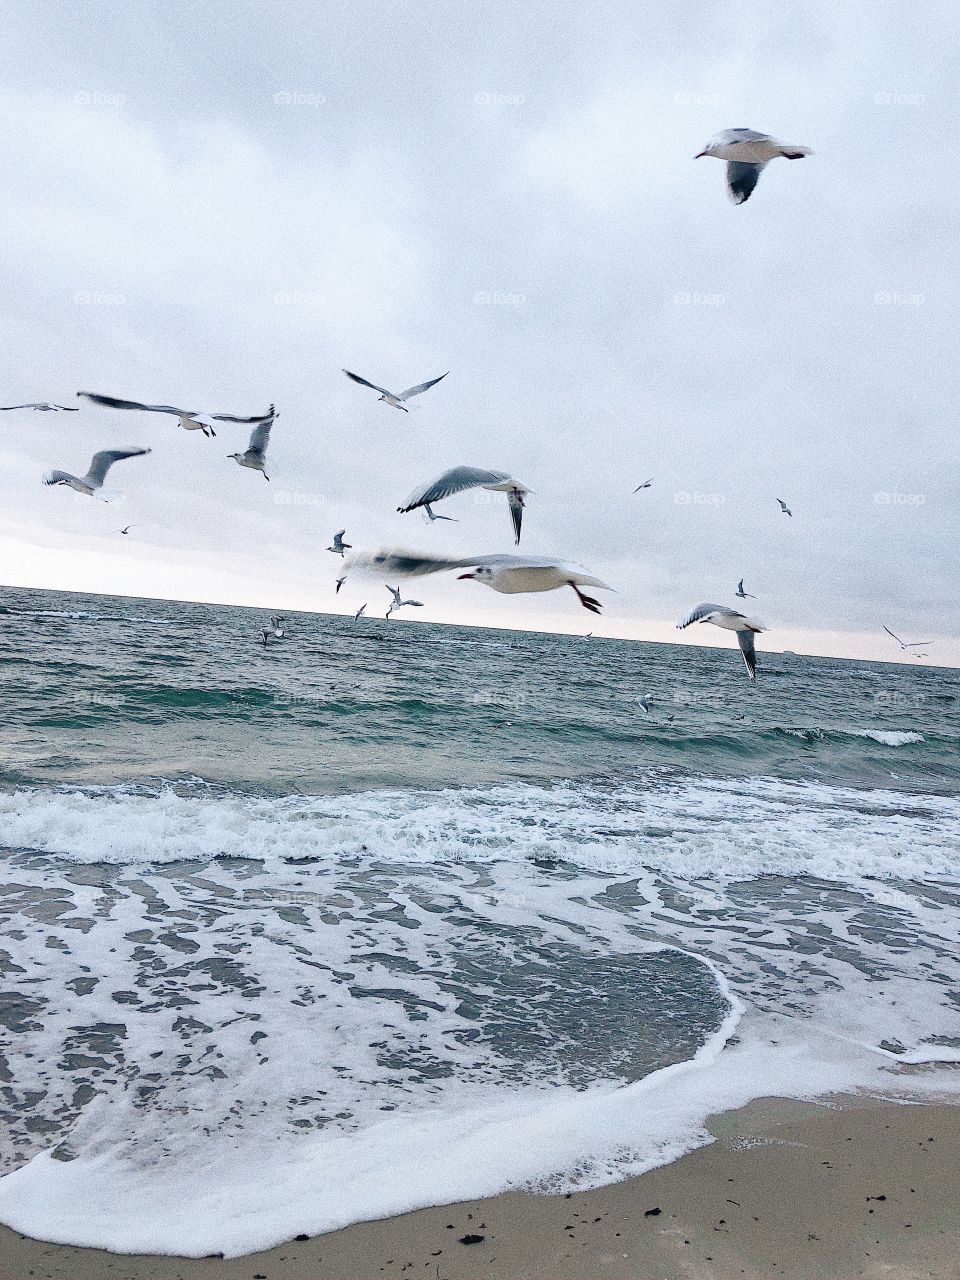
top-left (2, 1093), bottom-right (959, 1280)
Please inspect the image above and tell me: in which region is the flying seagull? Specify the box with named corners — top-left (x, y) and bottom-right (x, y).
top-left (43, 447), bottom-right (151, 499)
top-left (260, 615), bottom-right (285, 645)
top-left (695, 129), bottom-right (813, 204)
top-left (385, 584), bottom-right (424, 619)
top-left (776, 498), bottom-right (792, 517)
top-left (335, 575), bottom-right (347, 594)
top-left (398, 466), bottom-right (531, 544)
top-left (423, 503), bottom-right (458, 523)
top-left (1, 402), bottom-right (78, 412)
top-left (78, 392), bottom-right (275, 439)
top-left (882, 625), bottom-right (933, 651)
top-left (114, 525), bottom-right (136, 536)
top-left (327, 530), bottom-right (351, 557)
top-left (350, 550), bottom-right (614, 614)
top-left (353, 604), bottom-right (367, 622)
top-left (637, 695), bottom-right (652, 714)
top-left (735, 579), bottom-right (755, 599)
top-left (677, 603), bottom-right (766, 681)
top-left (342, 369), bottom-right (448, 411)
top-left (228, 415), bottom-right (274, 479)
top-left (633, 478), bottom-right (653, 492)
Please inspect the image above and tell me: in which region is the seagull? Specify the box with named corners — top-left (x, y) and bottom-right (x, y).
top-left (633, 478), bottom-right (653, 492)
top-left (882, 625), bottom-right (933, 651)
top-left (677, 603), bottom-right (766, 681)
top-left (398, 466), bottom-right (532, 544)
top-left (385, 584), bottom-right (424, 619)
top-left (637, 695), bottom-right (652, 714)
top-left (327, 530), bottom-right (351, 557)
top-left (423, 503), bottom-right (458, 523)
top-left (695, 129), bottom-right (813, 204)
top-left (350, 550), bottom-right (614, 614)
top-left (353, 604), bottom-right (367, 622)
top-left (113, 525), bottom-right (136, 536)
top-left (260, 615), bottom-right (286, 645)
top-left (228, 415), bottom-right (274, 479)
top-left (335, 576), bottom-right (347, 594)
top-left (43, 447), bottom-right (151, 499)
top-left (343, 369), bottom-right (447, 412)
top-left (0, 402), bottom-right (78, 412)
top-left (776, 498), bottom-right (792, 517)
top-left (78, 393), bottom-right (275, 439)
top-left (735, 579), bottom-right (755, 599)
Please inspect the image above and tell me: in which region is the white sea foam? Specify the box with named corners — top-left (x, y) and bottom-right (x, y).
top-left (848, 728), bottom-right (925, 746)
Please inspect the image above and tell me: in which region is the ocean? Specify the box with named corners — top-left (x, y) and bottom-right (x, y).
top-left (0, 585), bottom-right (958, 1257)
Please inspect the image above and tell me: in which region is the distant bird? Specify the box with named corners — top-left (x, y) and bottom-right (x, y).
top-left (637, 695), bottom-right (652, 714)
top-left (398, 466), bottom-right (532, 544)
top-left (43, 447), bottom-right (151, 499)
top-left (343, 369), bottom-right (448, 412)
top-left (385, 584), bottom-right (424, 619)
top-left (695, 128), bottom-right (813, 204)
top-left (735, 579), bottom-right (755, 599)
top-left (677, 603), bottom-right (766, 681)
top-left (0, 402), bottom-right (78, 412)
top-left (114, 525), bottom-right (136, 536)
top-left (78, 393), bottom-right (275, 439)
top-left (882, 625), bottom-right (933, 652)
top-left (776, 498), bottom-right (792, 517)
top-left (335, 576), bottom-right (347, 594)
top-left (327, 530), bottom-right (351, 557)
top-left (260, 615), bottom-right (285, 645)
top-left (423, 503), bottom-right (458, 523)
top-left (228, 415), bottom-right (274, 479)
top-left (353, 604), bottom-right (367, 622)
top-left (633, 478), bottom-right (653, 492)
top-left (351, 550), bottom-right (613, 614)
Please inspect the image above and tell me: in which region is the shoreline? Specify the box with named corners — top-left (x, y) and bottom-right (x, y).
top-left (2, 1091), bottom-right (959, 1279)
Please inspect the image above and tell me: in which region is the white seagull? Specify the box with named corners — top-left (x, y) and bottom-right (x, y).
top-left (633, 478), bottom-right (653, 492)
top-left (351, 550), bottom-right (614, 614)
top-left (113, 525), bottom-right (136, 536)
top-left (677, 603), bottom-right (766, 681)
top-left (423, 503), bottom-right (458, 523)
top-left (882, 626), bottom-right (933, 652)
top-left (354, 604), bottom-right (367, 622)
top-left (1, 401), bottom-right (78, 412)
top-left (327, 530), bottom-right (351, 557)
top-left (735, 579), bottom-right (755, 599)
top-left (343, 368), bottom-right (448, 411)
top-left (228, 416), bottom-right (275, 479)
top-left (695, 129), bottom-right (813, 204)
top-left (335, 575), bottom-right (347, 594)
top-left (776, 498), bottom-right (793, 517)
top-left (385, 584), bottom-right (424, 619)
top-left (78, 392), bottom-right (275, 439)
top-left (398, 466), bottom-right (532, 544)
top-left (260, 615), bottom-right (286, 645)
top-left (43, 447), bottom-right (151, 499)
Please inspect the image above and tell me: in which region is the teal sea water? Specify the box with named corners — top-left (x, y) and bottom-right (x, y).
top-left (0, 585), bottom-right (958, 1256)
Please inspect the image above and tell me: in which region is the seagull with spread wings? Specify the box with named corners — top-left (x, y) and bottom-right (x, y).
top-left (327, 530), bottom-right (351, 557)
top-left (78, 392), bottom-right (275, 439)
top-left (1, 402), bottom-right (78, 412)
top-left (385, 584), bottom-right (424, 619)
top-left (398, 466), bottom-right (531, 544)
top-left (882, 625), bottom-right (933, 652)
top-left (342, 368), bottom-right (447, 411)
top-left (677, 603), bottom-right (766, 681)
top-left (696, 128), bottom-right (813, 204)
top-left (43, 447), bottom-right (151, 499)
top-left (228, 415), bottom-right (275, 479)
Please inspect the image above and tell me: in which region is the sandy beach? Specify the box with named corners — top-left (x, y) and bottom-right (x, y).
top-left (2, 1092), bottom-right (958, 1280)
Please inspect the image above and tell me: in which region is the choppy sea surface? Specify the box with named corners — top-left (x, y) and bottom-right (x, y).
top-left (0, 585), bottom-right (958, 1256)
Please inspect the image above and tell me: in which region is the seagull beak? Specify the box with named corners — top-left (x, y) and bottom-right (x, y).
top-left (457, 572), bottom-right (476, 580)
top-left (695, 150), bottom-right (707, 159)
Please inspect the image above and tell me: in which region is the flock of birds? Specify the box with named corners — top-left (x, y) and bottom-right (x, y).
top-left (9, 129), bottom-right (936, 680)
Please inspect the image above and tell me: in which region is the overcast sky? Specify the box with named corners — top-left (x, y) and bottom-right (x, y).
top-left (0, 0), bottom-right (957, 663)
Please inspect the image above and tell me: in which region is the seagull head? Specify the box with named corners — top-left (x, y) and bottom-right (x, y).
top-left (459, 565), bottom-right (494, 584)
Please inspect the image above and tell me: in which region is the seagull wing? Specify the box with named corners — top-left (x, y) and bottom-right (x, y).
top-left (83, 447), bottom-right (152, 487)
top-left (882, 625), bottom-right (904, 645)
top-left (53, 404), bottom-right (80, 411)
top-left (246, 418), bottom-right (273, 457)
top-left (78, 392), bottom-right (191, 416)
top-left (397, 372), bottom-right (448, 401)
top-left (399, 466), bottom-right (512, 512)
top-left (343, 369), bottom-right (392, 397)
top-left (210, 404), bottom-right (276, 423)
top-left (1, 403), bottom-right (42, 410)
top-left (386, 585), bottom-right (402, 605)
top-left (725, 161), bottom-right (764, 204)
top-left (42, 469), bottom-right (75, 485)
top-left (737, 631), bottom-right (758, 680)
top-left (508, 487), bottom-right (524, 544)
top-left (677, 603), bottom-right (740, 629)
